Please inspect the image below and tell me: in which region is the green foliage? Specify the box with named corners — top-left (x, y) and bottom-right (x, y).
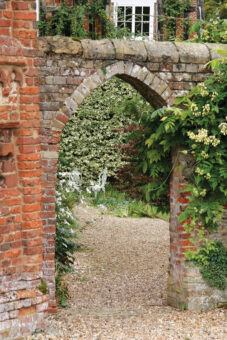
top-left (189, 19), bottom-right (227, 43)
top-left (125, 60), bottom-right (227, 289)
top-left (123, 100), bottom-right (172, 213)
top-left (38, 0), bottom-right (128, 39)
top-left (55, 182), bottom-right (80, 273)
top-left (55, 269), bottom-right (69, 307)
top-left (160, 0), bottom-right (191, 40)
top-left (187, 241), bottom-right (227, 290)
top-left (38, 1), bottom-right (87, 38)
top-left (205, 0), bottom-right (227, 20)
top-left (37, 279), bottom-right (49, 295)
top-left (59, 77), bottom-right (140, 187)
top-left (55, 170), bottom-right (81, 306)
top-left (85, 184), bottom-right (169, 220)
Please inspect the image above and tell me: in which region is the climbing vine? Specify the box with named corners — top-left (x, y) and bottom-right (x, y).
top-left (189, 19), bottom-right (227, 43)
top-left (126, 59), bottom-right (227, 289)
top-left (38, 0), bottom-right (127, 39)
top-left (59, 77), bottom-right (136, 187)
top-left (160, 0), bottom-right (192, 40)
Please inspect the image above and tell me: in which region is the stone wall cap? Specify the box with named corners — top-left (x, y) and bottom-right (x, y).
top-left (144, 41), bottom-right (179, 63)
top-left (112, 39), bottom-right (147, 61)
top-left (81, 39), bottom-right (115, 59)
top-left (205, 43), bottom-right (227, 60)
top-left (174, 42), bottom-right (210, 64)
top-left (38, 36), bottom-right (82, 55)
top-left (38, 37), bottom-right (226, 64)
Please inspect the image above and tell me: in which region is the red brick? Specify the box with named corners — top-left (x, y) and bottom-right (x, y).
top-left (20, 87), bottom-right (39, 95)
top-left (0, 19), bottom-right (11, 27)
top-left (24, 247), bottom-right (42, 255)
top-left (14, 12), bottom-right (36, 21)
top-left (4, 197), bottom-right (21, 206)
top-left (5, 249), bottom-right (21, 259)
top-left (13, 29), bottom-right (37, 39)
top-left (19, 306), bottom-right (36, 318)
top-left (3, 11), bottom-right (12, 19)
top-left (0, 143), bottom-right (14, 156)
top-left (17, 289), bottom-right (37, 299)
top-left (12, 2), bottom-right (29, 10)
top-left (22, 203), bottom-right (41, 213)
top-left (18, 162), bottom-right (36, 170)
top-left (21, 220), bottom-right (42, 230)
top-left (4, 174), bottom-right (18, 187)
top-left (19, 170), bottom-right (42, 178)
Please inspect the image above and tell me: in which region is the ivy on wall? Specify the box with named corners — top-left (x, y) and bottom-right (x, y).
top-left (189, 19), bottom-right (227, 43)
top-left (38, 0), bottom-right (127, 39)
top-left (125, 59), bottom-right (227, 289)
top-left (58, 77), bottom-right (144, 187)
top-left (204, 0), bottom-right (227, 20)
top-left (160, 0), bottom-right (192, 40)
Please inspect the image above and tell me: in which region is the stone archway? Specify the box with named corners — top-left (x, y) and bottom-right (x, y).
top-left (41, 62), bottom-right (174, 308)
top-left (39, 59), bottom-right (202, 313)
top-left (38, 38), bottom-right (227, 313)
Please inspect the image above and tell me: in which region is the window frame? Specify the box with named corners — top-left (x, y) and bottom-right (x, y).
top-left (112, 0), bottom-right (155, 40)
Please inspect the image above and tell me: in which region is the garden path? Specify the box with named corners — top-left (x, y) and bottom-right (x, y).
top-left (29, 205), bottom-right (226, 340)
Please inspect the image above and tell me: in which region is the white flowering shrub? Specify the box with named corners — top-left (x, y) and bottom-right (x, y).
top-left (58, 77), bottom-right (141, 187)
top-left (55, 169), bottom-right (81, 273)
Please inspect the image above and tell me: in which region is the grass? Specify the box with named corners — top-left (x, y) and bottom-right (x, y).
top-left (83, 184), bottom-right (170, 221)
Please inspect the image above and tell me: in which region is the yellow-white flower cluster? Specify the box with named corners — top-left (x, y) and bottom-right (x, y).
top-left (190, 102), bottom-right (211, 117)
top-left (187, 129), bottom-right (220, 147)
top-left (198, 83), bottom-right (209, 97)
top-left (192, 187), bottom-right (207, 197)
top-left (202, 103), bottom-right (211, 116)
top-left (195, 167), bottom-right (204, 175)
top-left (205, 173), bottom-right (211, 180)
top-left (190, 103), bottom-right (201, 117)
top-left (219, 117), bottom-right (227, 136)
top-left (201, 150), bottom-right (209, 159)
top-left (195, 167), bottom-right (211, 180)
top-left (211, 91), bottom-right (218, 101)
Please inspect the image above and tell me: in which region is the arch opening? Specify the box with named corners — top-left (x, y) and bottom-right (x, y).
top-left (54, 74), bottom-right (171, 310)
top-left (39, 60), bottom-right (199, 313)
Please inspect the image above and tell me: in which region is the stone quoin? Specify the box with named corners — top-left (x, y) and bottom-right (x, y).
top-left (0, 1), bottom-right (227, 339)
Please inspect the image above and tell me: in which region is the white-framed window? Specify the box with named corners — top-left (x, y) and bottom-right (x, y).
top-left (112, 0), bottom-right (156, 40)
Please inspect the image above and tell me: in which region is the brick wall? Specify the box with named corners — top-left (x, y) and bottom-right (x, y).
top-left (38, 37), bottom-right (227, 314)
top-left (0, 1), bottom-right (48, 339)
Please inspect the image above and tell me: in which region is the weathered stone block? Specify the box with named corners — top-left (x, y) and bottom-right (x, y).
top-left (175, 42), bottom-right (210, 64)
top-left (145, 41), bottom-right (179, 63)
top-left (205, 43), bottom-right (227, 60)
top-left (185, 64), bottom-right (198, 73)
top-left (38, 36), bottom-right (82, 55)
top-left (81, 39), bottom-right (115, 59)
top-left (112, 40), bottom-right (147, 61)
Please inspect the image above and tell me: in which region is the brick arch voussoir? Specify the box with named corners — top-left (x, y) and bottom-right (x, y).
top-left (51, 61), bottom-right (173, 133)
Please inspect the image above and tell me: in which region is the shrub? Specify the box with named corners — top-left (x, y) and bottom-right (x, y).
top-left (58, 77), bottom-right (141, 187)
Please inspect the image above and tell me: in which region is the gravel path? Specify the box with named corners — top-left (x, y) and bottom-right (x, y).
top-left (29, 204), bottom-right (226, 340)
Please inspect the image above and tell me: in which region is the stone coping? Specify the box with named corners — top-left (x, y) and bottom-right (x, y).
top-left (38, 36), bottom-right (227, 63)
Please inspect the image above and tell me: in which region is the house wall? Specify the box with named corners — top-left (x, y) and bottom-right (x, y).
top-left (0, 1), bottom-right (48, 339)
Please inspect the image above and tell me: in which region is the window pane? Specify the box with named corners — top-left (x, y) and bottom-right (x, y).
top-left (126, 21), bottom-right (132, 32)
top-left (126, 6), bottom-right (132, 21)
top-left (135, 22), bottom-right (142, 36)
top-left (143, 7), bottom-right (150, 21)
top-left (135, 6), bottom-right (142, 21)
top-left (143, 22), bottom-right (149, 35)
top-left (117, 21), bottom-right (124, 28)
top-left (118, 7), bottom-right (124, 21)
